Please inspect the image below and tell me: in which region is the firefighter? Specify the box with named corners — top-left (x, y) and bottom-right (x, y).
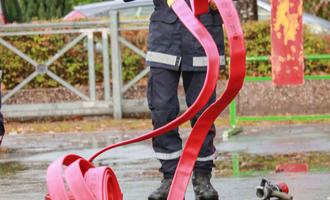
top-left (145, 0), bottom-right (225, 199)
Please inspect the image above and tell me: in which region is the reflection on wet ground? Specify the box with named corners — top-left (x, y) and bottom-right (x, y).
top-left (0, 162), bottom-right (27, 176)
top-left (0, 124), bottom-right (329, 200)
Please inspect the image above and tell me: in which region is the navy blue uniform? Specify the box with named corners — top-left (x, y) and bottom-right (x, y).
top-left (146, 0), bottom-right (225, 178)
top-left (146, 0), bottom-right (225, 71)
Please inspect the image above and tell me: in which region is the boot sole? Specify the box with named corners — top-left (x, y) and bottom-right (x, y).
top-left (195, 195), bottom-right (219, 200)
top-left (148, 198), bottom-right (167, 200)
top-left (148, 196), bottom-right (185, 200)
top-left (148, 197), bottom-right (167, 200)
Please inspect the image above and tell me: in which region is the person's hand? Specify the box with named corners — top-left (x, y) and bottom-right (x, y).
top-left (209, 0), bottom-right (218, 11)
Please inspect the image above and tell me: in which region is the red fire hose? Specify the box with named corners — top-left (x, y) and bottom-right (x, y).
top-left (45, 0), bottom-right (246, 199)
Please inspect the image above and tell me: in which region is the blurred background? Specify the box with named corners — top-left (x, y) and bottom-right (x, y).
top-left (0, 0), bottom-right (329, 200)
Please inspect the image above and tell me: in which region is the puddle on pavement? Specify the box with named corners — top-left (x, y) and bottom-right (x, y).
top-left (0, 162), bottom-right (28, 176)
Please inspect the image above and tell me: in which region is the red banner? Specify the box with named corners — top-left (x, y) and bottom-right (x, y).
top-left (271, 0), bottom-right (304, 86)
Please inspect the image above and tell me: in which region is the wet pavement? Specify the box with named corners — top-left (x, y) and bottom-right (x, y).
top-left (218, 124), bottom-right (330, 154)
top-left (0, 124), bottom-right (330, 200)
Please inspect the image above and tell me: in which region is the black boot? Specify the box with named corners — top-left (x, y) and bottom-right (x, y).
top-left (148, 178), bottom-right (172, 200)
top-left (192, 172), bottom-right (219, 200)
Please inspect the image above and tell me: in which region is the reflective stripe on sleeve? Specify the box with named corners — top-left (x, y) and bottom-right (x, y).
top-left (193, 55), bottom-right (226, 67)
top-left (155, 150), bottom-right (182, 160)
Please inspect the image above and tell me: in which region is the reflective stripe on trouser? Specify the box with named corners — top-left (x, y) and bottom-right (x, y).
top-left (147, 67), bottom-right (217, 176)
top-left (155, 150), bottom-right (216, 161)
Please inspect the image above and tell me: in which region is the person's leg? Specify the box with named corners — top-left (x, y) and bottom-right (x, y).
top-left (182, 70), bottom-right (219, 200)
top-left (182, 70), bottom-right (216, 170)
top-left (147, 67), bottom-right (181, 200)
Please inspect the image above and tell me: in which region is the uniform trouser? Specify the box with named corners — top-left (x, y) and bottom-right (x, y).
top-left (147, 67), bottom-right (216, 178)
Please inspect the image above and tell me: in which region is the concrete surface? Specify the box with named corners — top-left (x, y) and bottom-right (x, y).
top-left (0, 124), bottom-right (329, 200)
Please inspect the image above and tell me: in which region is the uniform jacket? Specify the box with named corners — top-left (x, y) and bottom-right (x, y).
top-left (146, 0), bottom-right (226, 71)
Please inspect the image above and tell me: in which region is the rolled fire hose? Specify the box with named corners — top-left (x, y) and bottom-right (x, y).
top-left (45, 0), bottom-right (246, 199)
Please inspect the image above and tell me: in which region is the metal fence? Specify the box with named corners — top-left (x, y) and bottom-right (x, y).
top-left (223, 55), bottom-right (330, 138)
top-left (0, 21), bottom-right (112, 118)
top-left (0, 8), bottom-right (152, 119)
top-left (0, 5), bottom-right (329, 121)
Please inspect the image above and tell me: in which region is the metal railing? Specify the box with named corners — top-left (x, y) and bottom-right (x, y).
top-left (0, 21), bottom-right (113, 118)
top-left (0, 9), bottom-right (152, 119)
top-left (1, 5), bottom-right (329, 120)
top-left (224, 54), bottom-right (330, 138)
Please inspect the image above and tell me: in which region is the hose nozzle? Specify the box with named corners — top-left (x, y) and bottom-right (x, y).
top-left (256, 178), bottom-right (293, 200)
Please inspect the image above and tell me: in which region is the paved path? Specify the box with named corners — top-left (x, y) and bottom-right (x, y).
top-left (0, 124), bottom-right (329, 200)
top-left (218, 124), bottom-right (330, 154)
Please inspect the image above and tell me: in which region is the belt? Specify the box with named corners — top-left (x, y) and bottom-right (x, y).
top-left (45, 0), bottom-right (245, 199)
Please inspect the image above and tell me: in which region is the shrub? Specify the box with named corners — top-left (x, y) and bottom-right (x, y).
top-left (0, 21), bottom-right (329, 90)
top-left (241, 21), bottom-right (330, 77)
top-left (304, 0), bottom-right (329, 20)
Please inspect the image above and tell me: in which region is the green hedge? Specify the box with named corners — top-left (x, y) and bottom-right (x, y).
top-left (0, 21), bottom-right (329, 90)
top-left (242, 21), bottom-right (330, 77)
top-left (2, 0), bottom-right (106, 23)
top-left (5, 0), bottom-right (329, 23)
top-left (304, 0), bottom-right (329, 21)
top-left (0, 31), bottom-right (147, 89)
top-left (0, 34), bottom-right (91, 89)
